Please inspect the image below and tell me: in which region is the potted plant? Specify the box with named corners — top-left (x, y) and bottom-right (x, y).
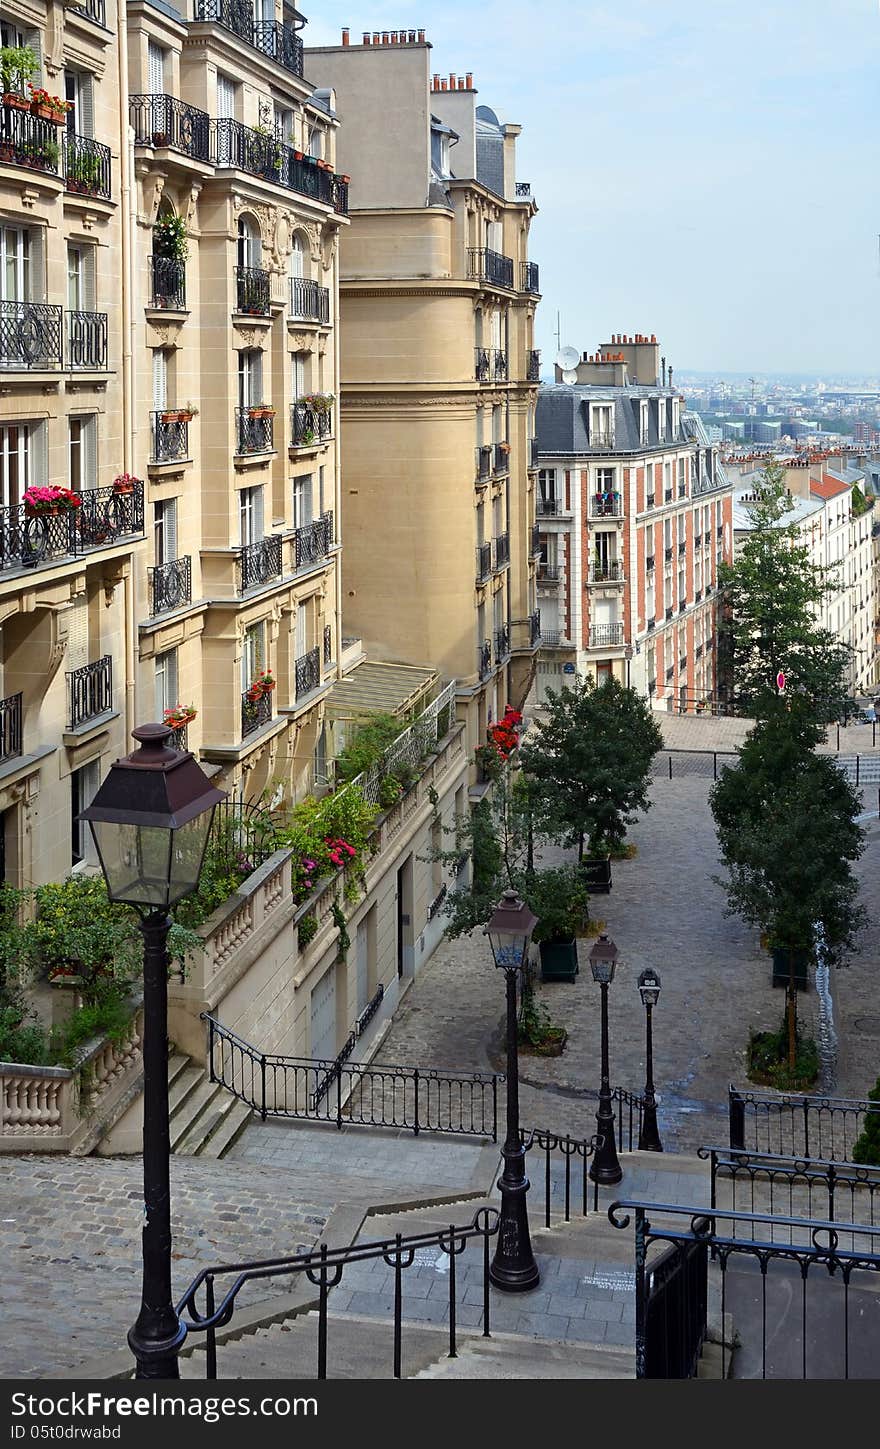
top-left (112, 472), bottom-right (141, 495)
top-left (29, 138), bottom-right (59, 169)
top-left (245, 681), bottom-right (264, 703)
top-left (248, 405), bottom-right (276, 419)
top-left (66, 150), bottom-right (103, 194)
top-left (256, 669), bottom-right (275, 692)
top-left (23, 485), bottom-right (81, 516)
top-left (153, 214), bottom-right (188, 262)
top-left (524, 864), bottom-right (589, 981)
top-left (1, 45), bottom-right (38, 109)
top-left (163, 705), bottom-right (197, 727)
top-left (28, 86), bottom-right (58, 121)
top-left (162, 402), bottom-right (197, 423)
top-left (300, 427), bottom-right (315, 446)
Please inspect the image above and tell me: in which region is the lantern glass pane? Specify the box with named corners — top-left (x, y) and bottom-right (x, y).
top-left (89, 821), bottom-right (174, 909)
top-left (169, 811), bottom-right (215, 904)
top-left (488, 927), bottom-right (529, 970)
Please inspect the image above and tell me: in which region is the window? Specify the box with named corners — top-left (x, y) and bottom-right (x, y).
top-left (239, 485), bottom-right (264, 546)
top-left (154, 648), bottom-right (178, 718)
top-left (216, 73), bottom-right (235, 118)
top-left (147, 40), bottom-right (165, 95)
top-left (538, 468), bottom-right (557, 507)
top-left (292, 351), bottom-right (306, 400)
top-left (71, 760), bottom-right (100, 867)
top-left (237, 216), bottom-right (261, 270)
top-left (153, 497), bottom-right (177, 565)
top-left (591, 404), bottom-right (613, 448)
top-left (678, 457), bottom-right (686, 490)
top-left (318, 465), bottom-right (326, 516)
top-left (639, 401), bottom-right (649, 446)
top-left (292, 473), bottom-right (313, 529)
top-left (238, 349), bottom-right (262, 408)
top-left (664, 461), bottom-right (672, 494)
top-left (656, 399), bottom-right (665, 441)
top-left (0, 424), bottom-right (30, 507)
top-left (0, 225), bottom-right (31, 304)
top-left (596, 466), bottom-right (615, 493)
top-left (241, 622), bottom-right (264, 690)
top-left (68, 417), bottom-right (96, 492)
top-left (64, 71), bottom-right (92, 137)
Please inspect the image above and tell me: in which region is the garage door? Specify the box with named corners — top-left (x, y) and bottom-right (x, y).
top-left (310, 967), bottom-right (337, 1063)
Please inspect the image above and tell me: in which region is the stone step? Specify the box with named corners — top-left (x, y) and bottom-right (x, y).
top-left (199, 1098), bottom-right (253, 1158)
top-left (414, 1330), bottom-right (634, 1379)
top-left (169, 1078), bottom-right (219, 1153)
top-left (179, 1311), bottom-right (455, 1381)
top-left (168, 1062), bottom-right (204, 1119)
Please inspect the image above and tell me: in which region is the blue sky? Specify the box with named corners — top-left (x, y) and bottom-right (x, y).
top-left (305, 2), bottom-right (880, 375)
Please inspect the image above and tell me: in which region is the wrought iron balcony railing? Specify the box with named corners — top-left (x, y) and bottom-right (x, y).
top-left (541, 630), bottom-right (562, 646)
top-left (527, 349), bottom-right (541, 382)
top-left (149, 255), bottom-right (186, 310)
top-left (493, 532), bottom-right (510, 569)
top-left (478, 639), bottom-right (492, 680)
top-left (492, 349), bottom-right (508, 382)
top-left (67, 310), bottom-right (107, 369)
top-left (323, 624), bottom-right (332, 666)
top-left (646, 492), bottom-right (655, 508)
top-left (665, 546), bottom-right (673, 562)
top-left (475, 444), bottom-right (492, 482)
top-left (294, 514), bottom-right (332, 571)
top-left (77, 483), bottom-right (145, 549)
top-left (212, 120), bottom-right (345, 211)
top-left (235, 265), bottom-right (270, 316)
top-left (538, 562), bottom-right (561, 584)
top-left (291, 401), bottom-right (332, 447)
top-left (589, 623), bottom-right (625, 649)
top-left (67, 655), bottom-right (112, 728)
top-left (0, 483), bottom-right (143, 575)
top-left (64, 134), bottom-right (111, 199)
top-left (0, 691), bottom-right (22, 764)
top-left (0, 106), bottom-right (60, 175)
top-left (0, 301), bottom-right (62, 369)
top-left (168, 720), bottom-right (188, 751)
top-left (476, 542), bottom-right (492, 584)
top-left (529, 437), bottom-right (539, 468)
top-left (589, 493), bottom-right (623, 518)
top-left (129, 95), bottom-right (211, 162)
top-left (665, 488), bottom-right (673, 502)
top-left (494, 623), bottom-right (510, 661)
top-left (521, 261), bottom-right (540, 293)
top-left (493, 442), bottom-right (510, 473)
top-left (150, 411), bottom-right (189, 463)
top-left (515, 181), bottom-right (531, 198)
top-left (474, 347), bottom-right (490, 382)
top-left (537, 497), bottom-right (560, 516)
top-left (241, 686), bottom-right (272, 739)
top-left (194, 0), bottom-right (305, 78)
top-left (66, 0), bottom-right (106, 22)
top-left (467, 248), bottom-right (514, 289)
top-left (646, 554), bottom-right (655, 570)
top-left (149, 555), bottom-right (192, 615)
top-left (530, 521), bottom-right (541, 556)
top-left (290, 276), bottom-right (330, 323)
top-left (589, 561), bottom-right (624, 584)
top-left (235, 407), bottom-right (275, 455)
top-left (529, 609), bottom-right (541, 647)
top-left (237, 534), bottom-right (282, 593)
top-left (295, 644), bottom-right (321, 700)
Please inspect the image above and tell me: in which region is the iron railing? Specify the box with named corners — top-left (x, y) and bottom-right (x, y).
top-left (610, 1197), bottom-right (880, 1379)
top-left (66, 0), bottom-right (106, 22)
top-left (493, 442), bottom-right (510, 473)
top-left (234, 264), bottom-right (270, 316)
top-left (149, 255), bottom-right (186, 310)
top-left (0, 691), bottom-right (22, 764)
top-left (521, 261), bottom-right (540, 293)
top-left (291, 401), bottom-right (332, 447)
top-left (474, 347), bottom-right (490, 382)
top-left (77, 484), bottom-right (145, 549)
top-left (331, 680), bottom-right (456, 814)
top-left (323, 623), bottom-right (332, 666)
top-left (475, 542), bottom-right (492, 584)
top-left (193, 0), bottom-right (305, 78)
top-left (0, 483), bottom-right (143, 574)
top-left (295, 644), bottom-right (321, 700)
top-left (537, 497), bottom-right (561, 515)
top-left (467, 247), bottom-right (514, 289)
top-left (241, 687), bottom-right (272, 738)
top-left (589, 623), bottom-right (625, 648)
top-left (64, 134), bottom-right (111, 199)
top-left (494, 622), bottom-right (510, 660)
top-left (530, 521), bottom-right (541, 556)
top-left (520, 1129), bottom-right (603, 1225)
top-left (66, 309), bottom-right (107, 369)
top-left (538, 562), bottom-right (561, 583)
top-left (529, 609), bottom-right (541, 647)
top-left (212, 119), bottom-right (345, 211)
top-left (67, 655), bottom-right (112, 728)
top-left (208, 797), bottom-right (278, 876)
top-left (149, 411), bottom-right (189, 463)
top-left (177, 1204), bottom-right (499, 1380)
top-left (168, 721), bottom-right (188, 752)
top-left (149, 555), bottom-right (192, 615)
top-left (0, 301), bottom-right (62, 369)
top-left (589, 493), bottom-right (623, 518)
top-left (289, 276), bottom-right (330, 323)
top-left (728, 1086), bottom-right (880, 1163)
top-left (492, 348), bottom-right (508, 381)
top-left (478, 639), bottom-right (492, 680)
top-left (294, 515), bottom-right (332, 570)
top-left (0, 107), bottom-right (60, 175)
top-left (235, 407), bottom-right (275, 455)
top-left (237, 535), bottom-right (282, 593)
top-left (475, 444), bottom-right (492, 482)
top-left (493, 532), bottom-right (510, 568)
top-left (530, 436), bottom-right (540, 467)
top-left (128, 95), bottom-right (211, 161)
top-left (589, 561), bottom-right (624, 583)
top-left (527, 348), bottom-right (541, 381)
top-left (700, 1146), bottom-right (880, 1241)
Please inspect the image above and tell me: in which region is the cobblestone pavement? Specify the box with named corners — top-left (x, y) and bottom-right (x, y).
top-left (0, 1155), bottom-right (334, 1379)
top-left (658, 713), bottom-right (880, 757)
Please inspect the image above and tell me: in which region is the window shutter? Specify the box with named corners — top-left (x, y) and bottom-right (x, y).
top-left (83, 415), bottom-right (97, 490)
top-left (252, 350), bottom-right (262, 404)
top-left (165, 498), bottom-right (177, 562)
top-left (67, 596), bottom-right (88, 672)
top-left (24, 29), bottom-right (42, 86)
top-left (148, 42), bottom-right (164, 96)
top-left (253, 485), bottom-right (264, 540)
top-left (32, 419), bottom-right (48, 485)
top-left (28, 227), bottom-right (44, 304)
top-left (79, 75), bottom-right (94, 139)
top-left (152, 349), bottom-right (166, 408)
top-left (83, 247), bottom-right (95, 310)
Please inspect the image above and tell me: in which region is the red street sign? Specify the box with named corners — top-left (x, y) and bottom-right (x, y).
top-left (776, 671), bottom-right (786, 694)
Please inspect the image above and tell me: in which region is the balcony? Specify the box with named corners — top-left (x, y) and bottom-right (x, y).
top-left (290, 277), bottom-right (330, 324)
top-left (129, 95), bottom-right (211, 163)
top-left (193, 0), bottom-right (305, 79)
top-left (529, 437), bottom-right (540, 469)
top-left (475, 445), bottom-right (492, 483)
top-left (646, 493), bottom-right (655, 508)
top-left (695, 532), bottom-right (703, 546)
top-left (0, 106), bottom-right (60, 177)
top-left (150, 411), bottom-right (189, 464)
top-left (0, 301), bottom-right (62, 369)
top-left (588, 561), bottom-right (624, 584)
top-left (149, 556), bottom-right (192, 616)
top-left (717, 524), bottom-right (724, 538)
top-left (530, 522), bottom-right (541, 556)
top-left (529, 610), bottom-right (541, 648)
top-left (323, 624), bottom-right (333, 667)
top-left (646, 554), bottom-right (655, 571)
top-left (679, 600), bottom-right (687, 613)
top-left (492, 349), bottom-right (508, 382)
top-left (235, 265), bottom-right (270, 316)
top-left (589, 493), bottom-right (622, 519)
top-left (235, 406), bottom-right (275, 455)
top-left (495, 623), bottom-right (510, 661)
top-left (64, 134), bottom-right (111, 200)
top-left (678, 484), bottom-right (687, 499)
top-left (678, 541), bottom-right (686, 557)
top-left (538, 562), bottom-right (561, 586)
top-left (67, 655), bottom-right (112, 729)
top-left (665, 488), bottom-right (673, 502)
top-left (294, 513), bottom-right (333, 571)
top-left (478, 639), bottom-right (492, 680)
top-left (695, 588), bottom-right (703, 603)
top-left (666, 666), bottom-right (674, 682)
top-left (665, 606), bottom-right (673, 620)
top-left (493, 442), bottom-right (510, 474)
top-left (527, 349), bottom-right (541, 382)
top-left (168, 720), bottom-right (188, 751)
top-left (468, 248), bottom-right (514, 289)
top-left (0, 483), bottom-right (144, 576)
top-left (291, 401), bottom-right (332, 448)
top-left (0, 692), bottom-right (22, 765)
top-left (494, 532), bottom-right (510, 569)
top-left (67, 0), bottom-right (106, 20)
top-left (541, 630), bottom-right (569, 647)
top-left (476, 542), bottom-right (492, 584)
top-left (538, 498), bottom-right (561, 516)
top-left (237, 535), bottom-right (282, 593)
top-left (295, 644), bottom-right (321, 700)
top-left (589, 623), bottom-right (624, 649)
top-left (212, 121), bottom-right (347, 212)
top-left (646, 618), bottom-right (655, 632)
top-left (67, 310), bottom-right (107, 369)
top-left (695, 643), bottom-right (704, 660)
top-left (521, 261), bottom-right (540, 294)
top-left (241, 687), bottom-right (272, 739)
top-left (475, 347), bottom-right (490, 382)
top-left (680, 655), bottom-right (688, 670)
top-left (149, 256), bottom-right (186, 310)
top-left (664, 546), bottom-right (673, 562)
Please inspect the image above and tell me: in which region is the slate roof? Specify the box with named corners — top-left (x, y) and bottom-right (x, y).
top-left (536, 384), bottom-right (686, 456)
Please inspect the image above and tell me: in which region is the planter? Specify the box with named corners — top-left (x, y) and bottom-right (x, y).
top-left (31, 102), bottom-right (54, 120)
top-left (771, 947), bottom-right (810, 992)
top-left (3, 93), bottom-right (30, 111)
top-left (258, 680), bottom-right (276, 692)
top-left (580, 855), bottom-right (612, 893)
top-left (519, 1028), bottom-right (567, 1058)
top-left (538, 937), bottom-right (579, 982)
top-left (112, 483), bottom-right (134, 495)
top-left (161, 410), bottom-right (191, 424)
top-left (25, 504), bottom-right (61, 517)
top-left (248, 408), bottom-right (275, 419)
top-left (152, 132), bottom-right (171, 147)
top-left (0, 144), bottom-right (13, 162)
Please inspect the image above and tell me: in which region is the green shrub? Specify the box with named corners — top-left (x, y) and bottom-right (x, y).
top-left (521, 864), bottom-right (590, 944)
top-left (0, 1004), bottom-right (50, 1066)
top-left (335, 713), bottom-right (402, 782)
top-left (852, 1080), bottom-right (880, 1165)
top-left (297, 913), bottom-right (318, 949)
top-left (747, 1018), bottom-right (820, 1091)
top-left (49, 991), bottom-right (134, 1069)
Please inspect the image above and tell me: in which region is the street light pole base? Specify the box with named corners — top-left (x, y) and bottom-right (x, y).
top-left (489, 1159), bottom-right (540, 1293)
top-left (128, 1320), bottom-right (187, 1379)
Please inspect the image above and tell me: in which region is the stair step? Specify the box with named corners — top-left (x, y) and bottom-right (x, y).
top-left (180, 1311), bottom-right (454, 1381)
top-left (168, 1064), bottom-right (204, 1120)
top-left (414, 1332), bottom-right (634, 1379)
top-left (167, 1053), bottom-right (191, 1089)
top-left (169, 1078), bottom-right (219, 1153)
top-left (200, 1098), bottom-right (253, 1158)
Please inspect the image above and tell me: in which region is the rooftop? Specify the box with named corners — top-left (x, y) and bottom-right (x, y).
top-left (325, 660), bottom-right (439, 719)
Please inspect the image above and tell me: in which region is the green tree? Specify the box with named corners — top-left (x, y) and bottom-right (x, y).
top-left (719, 462), bottom-right (850, 729)
top-left (435, 767), bottom-right (533, 937)
top-left (710, 712), bottom-right (865, 1066)
top-left (519, 675), bottom-right (663, 860)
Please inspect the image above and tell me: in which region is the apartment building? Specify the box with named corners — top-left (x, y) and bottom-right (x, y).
top-left (535, 335), bottom-right (734, 710)
top-left (0, 0), bottom-right (131, 891)
top-left (304, 30), bottom-right (542, 755)
top-left (128, 0), bottom-right (348, 809)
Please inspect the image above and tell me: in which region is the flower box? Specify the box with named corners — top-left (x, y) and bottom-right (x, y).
top-left (245, 684), bottom-right (264, 703)
top-left (23, 485), bottom-right (81, 515)
top-left (2, 93), bottom-right (30, 112)
top-left (248, 407), bottom-right (275, 419)
top-left (31, 102), bottom-right (54, 120)
top-left (161, 410), bottom-right (192, 424)
top-left (152, 132), bottom-right (171, 147)
top-left (164, 705), bottom-right (197, 727)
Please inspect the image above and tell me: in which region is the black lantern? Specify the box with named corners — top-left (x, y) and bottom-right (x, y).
top-left (484, 890), bottom-right (540, 1292)
top-left (638, 967), bottom-right (661, 1010)
top-left (638, 967), bottom-right (663, 1152)
top-left (588, 934), bottom-right (622, 1184)
top-left (80, 723), bottom-right (225, 1378)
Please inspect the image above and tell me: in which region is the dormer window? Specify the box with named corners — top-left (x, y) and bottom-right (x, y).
top-left (591, 404), bottom-right (613, 450)
top-left (672, 397), bottom-right (680, 435)
top-left (639, 400), bottom-right (649, 446)
top-left (656, 399), bottom-right (665, 442)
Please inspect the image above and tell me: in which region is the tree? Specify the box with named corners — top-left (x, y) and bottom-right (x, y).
top-left (519, 675), bottom-right (663, 860)
top-left (719, 462), bottom-right (850, 728)
top-left (435, 767), bottom-right (532, 937)
top-left (710, 711), bottom-right (865, 1067)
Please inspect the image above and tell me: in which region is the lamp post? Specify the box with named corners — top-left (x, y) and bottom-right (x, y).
top-left (624, 643), bottom-right (634, 690)
top-left (80, 723), bottom-right (225, 1378)
top-left (588, 933), bottom-right (622, 1185)
top-left (485, 889), bottom-right (540, 1292)
top-left (637, 967), bottom-right (663, 1152)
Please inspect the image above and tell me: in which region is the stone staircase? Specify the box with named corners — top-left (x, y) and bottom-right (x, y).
top-left (167, 1054), bottom-right (252, 1158)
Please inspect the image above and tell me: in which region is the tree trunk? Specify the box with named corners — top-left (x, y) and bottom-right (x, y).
top-left (578, 832), bottom-right (584, 863)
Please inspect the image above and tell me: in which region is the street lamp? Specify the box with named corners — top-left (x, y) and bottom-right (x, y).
top-left (637, 967), bottom-right (663, 1152)
top-left (624, 643), bottom-right (634, 690)
top-left (485, 889), bottom-right (540, 1292)
top-left (588, 933), bottom-right (623, 1185)
top-left (80, 723), bottom-right (225, 1378)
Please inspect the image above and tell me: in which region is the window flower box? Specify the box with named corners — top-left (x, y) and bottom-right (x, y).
top-left (247, 406), bottom-right (275, 419)
top-left (256, 670), bottom-right (275, 692)
top-left (23, 485), bottom-right (82, 515)
top-left (163, 705), bottom-right (197, 727)
top-left (112, 473), bottom-right (141, 495)
top-left (2, 92), bottom-right (30, 112)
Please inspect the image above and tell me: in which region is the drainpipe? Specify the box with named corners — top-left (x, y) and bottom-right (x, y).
top-left (117, 2), bottom-right (136, 737)
top-left (333, 219), bottom-right (343, 686)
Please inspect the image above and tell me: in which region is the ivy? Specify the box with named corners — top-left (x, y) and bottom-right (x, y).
top-left (331, 900), bottom-right (351, 962)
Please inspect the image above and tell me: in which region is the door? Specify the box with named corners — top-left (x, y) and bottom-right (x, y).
top-left (396, 856), bottom-right (414, 980)
top-left (355, 917), bottom-right (369, 1016)
top-left (216, 74), bottom-right (235, 119)
top-left (310, 967), bottom-right (337, 1063)
top-left (1, 227), bottom-right (29, 303)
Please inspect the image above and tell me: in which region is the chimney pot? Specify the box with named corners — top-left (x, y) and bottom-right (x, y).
top-left (440, 79), bottom-right (447, 89)
top-left (418, 27), bottom-right (425, 41)
top-left (382, 31), bottom-right (389, 44)
top-left (390, 31), bottom-right (397, 43)
top-left (363, 31), bottom-right (370, 43)
top-left (409, 30), bottom-right (416, 42)
top-left (450, 72), bottom-right (456, 86)
top-left (458, 77), bottom-right (465, 88)
top-left (465, 71), bottom-right (473, 87)
top-left (373, 32), bottom-right (380, 44)
top-left (342, 26), bottom-right (350, 44)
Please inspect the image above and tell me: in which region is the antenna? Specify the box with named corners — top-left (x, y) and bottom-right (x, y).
top-left (555, 346), bottom-right (580, 372)
top-left (555, 310), bottom-right (561, 353)
top-left (561, 368), bottom-right (578, 384)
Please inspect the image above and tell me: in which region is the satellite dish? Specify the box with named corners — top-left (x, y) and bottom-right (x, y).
top-left (555, 346), bottom-right (580, 371)
top-left (561, 368), bottom-right (578, 385)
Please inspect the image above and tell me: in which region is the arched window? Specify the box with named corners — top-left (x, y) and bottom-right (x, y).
top-left (237, 216), bottom-right (261, 270)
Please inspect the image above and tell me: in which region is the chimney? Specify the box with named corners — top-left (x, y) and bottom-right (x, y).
top-left (668, 366), bottom-right (674, 391)
top-left (418, 27), bottom-right (425, 41)
top-left (432, 73), bottom-right (440, 90)
top-left (373, 32), bottom-right (380, 44)
top-left (661, 357), bottom-right (667, 385)
top-left (390, 31), bottom-right (398, 44)
top-left (458, 76), bottom-right (464, 88)
top-left (342, 26), bottom-right (350, 44)
top-left (382, 31), bottom-right (389, 44)
top-left (363, 31), bottom-right (370, 44)
top-left (408, 30), bottom-right (416, 42)
top-left (465, 71), bottom-right (473, 87)
top-left (440, 79), bottom-right (447, 89)
top-left (449, 73), bottom-right (456, 88)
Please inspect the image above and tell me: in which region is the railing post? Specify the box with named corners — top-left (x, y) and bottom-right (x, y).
top-left (803, 1097), bottom-right (810, 1160)
top-left (413, 1067), bottom-right (420, 1137)
top-left (260, 1053), bottom-right (267, 1121)
top-left (207, 1017), bottom-right (215, 1083)
top-left (729, 1088), bottom-right (745, 1150)
top-left (492, 1074), bottom-right (498, 1143)
top-left (336, 1066), bottom-right (343, 1131)
top-left (668, 754), bottom-right (673, 780)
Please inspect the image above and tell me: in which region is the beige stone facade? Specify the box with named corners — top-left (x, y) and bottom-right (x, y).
top-left (305, 32), bottom-right (542, 759)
